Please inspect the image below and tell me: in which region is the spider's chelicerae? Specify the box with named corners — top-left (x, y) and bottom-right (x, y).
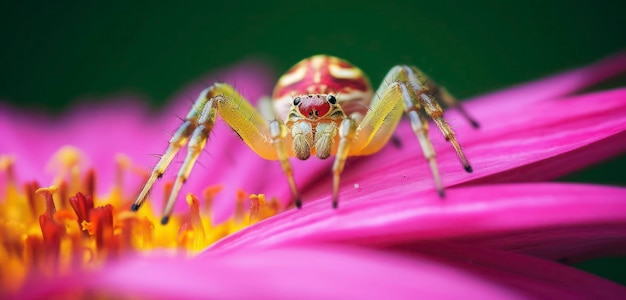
top-left (131, 55), bottom-right (478, 224)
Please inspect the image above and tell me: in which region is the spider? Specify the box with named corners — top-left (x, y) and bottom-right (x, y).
top-left (131, 55), bottom-right (478, 224)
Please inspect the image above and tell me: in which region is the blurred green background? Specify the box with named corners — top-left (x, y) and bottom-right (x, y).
top-left (1, 0), bottom-right (625, 285)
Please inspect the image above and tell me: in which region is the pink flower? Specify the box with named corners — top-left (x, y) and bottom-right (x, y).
top-left (2, 53), bottom-right (626, 298)
top-left (18, 243), bottom-right (626, 299)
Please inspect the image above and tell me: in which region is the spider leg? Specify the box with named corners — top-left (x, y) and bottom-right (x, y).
top-left (161, 96), bottom-right (216, 224)
top-left (334, 66), bottom-right (472, 203)
top-left (269, 119), bottom-right (302, 208)
top-left (398, 82), bottom-right (446, 196)
top-left (329, 81), bottom-right (405, 207)
top-left (332, 118), bottom-right (357, 208)
top-left (426, 84), bottom-right (480, 128)
top-left (256, 96), bottom-right (276, 121)
top-left (255, 96), bottom-right (300, 206)
top-left (131, 93), bottom-right (207, 212)
top-left (403, 66), bottom-right (473, 173)
top-left (132, 83), bottom-right (301, 224)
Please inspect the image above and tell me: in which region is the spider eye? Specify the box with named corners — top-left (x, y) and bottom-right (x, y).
top-left (293, 97), bottom-right (301, 106)
top-left (327, 95), bottom-right (337, 104)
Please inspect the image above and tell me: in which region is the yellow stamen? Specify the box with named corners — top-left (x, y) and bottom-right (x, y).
top-left (249, 194), bottom-right (281, 225)
top-left (0, 147), bottom-right (282, 293)
top-left (186, 193), bottom-right (207, 250)
top-left (47, 146), bottom-right (86, 196)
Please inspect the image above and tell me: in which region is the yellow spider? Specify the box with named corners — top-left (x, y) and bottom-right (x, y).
top-left (131, 55), bottom-right (477, 224)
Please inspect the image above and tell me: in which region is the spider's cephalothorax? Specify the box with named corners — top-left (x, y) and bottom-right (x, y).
top-left (272, 56), bottom-right (374, 160)
top-left (285, 94), bottom-right (345, 160)
top-left (131, 55), bottom-right (478, 224)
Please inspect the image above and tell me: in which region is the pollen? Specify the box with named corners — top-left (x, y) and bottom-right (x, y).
top-left (0, 148), bottom-right (282, 293)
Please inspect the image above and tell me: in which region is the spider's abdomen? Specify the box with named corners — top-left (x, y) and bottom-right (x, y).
top-left (272, 55), bottom-right (373, 120)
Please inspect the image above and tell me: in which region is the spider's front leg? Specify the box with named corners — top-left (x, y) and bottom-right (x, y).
top-left (131, 83), bottom-right (301, 224)
top-left (331, 65), bottom-right (473, 206)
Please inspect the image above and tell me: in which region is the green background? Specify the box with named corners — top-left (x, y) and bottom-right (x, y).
top-left (1, 0), bottom-right (625, 285)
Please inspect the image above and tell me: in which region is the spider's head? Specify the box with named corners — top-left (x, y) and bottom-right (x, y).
top-left (292, 94), bottom-right (338, 120)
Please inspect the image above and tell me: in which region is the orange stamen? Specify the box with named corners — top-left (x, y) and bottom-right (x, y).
top-left (89, 205), bottom-right (114, 252)
top-left (36, 186), bottom-right (58, 219)
top-left (25, 181), bottom-right (41, 219)
top-left (234, 189), bottom-right (248, 222)
top-left (69, 193), bottom-right (95, 227)
top-left (84, 169), bottom-right (96, 198)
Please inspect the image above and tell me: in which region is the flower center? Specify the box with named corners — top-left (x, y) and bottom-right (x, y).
top-left (0, 146), bottom-right (281, 292)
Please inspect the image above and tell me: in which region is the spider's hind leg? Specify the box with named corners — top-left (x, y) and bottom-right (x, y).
top-left (351, 65), bottom-right (473, 198)
top-left (403, 66), bottom-right (473, 174)
top-left (426, 83), bottom-right (480, 129)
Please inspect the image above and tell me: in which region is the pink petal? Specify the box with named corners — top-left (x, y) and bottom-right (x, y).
top-left (299, 88), bottom-right (626, 202)
top-left (457, 88), bottom-right (626, 185)
top-left (15, 244), bottom-right (626, 299)
top-left (210, 183), bottom-right (626, 263)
